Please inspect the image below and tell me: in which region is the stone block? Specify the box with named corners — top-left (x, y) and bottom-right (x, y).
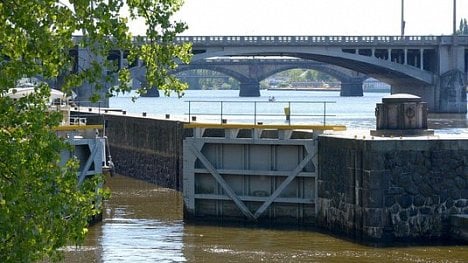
top-left (398, 194), bottom-right (413, 209)
top-left (345, 167), bottom-right (356, 187)
top-left (345, 186), bottom-right (356, 204)
top-left (455, 199), bottom-right (467, 208)
top-left (413, 195), bottom-right (425, 207)
top-left (387, 186), bottom-right (404, 195)
top-left (363, 151), bottom-right (386, 170)
top-left (409, 206), bottom-right (418, 217)
top-left (362, 170), bottom-right (389, 190)
top-left (363, 226), bottom-right (384, 239)
top-left (362, 189), bottom-right (384, 208)
top-left (399, 210), bottom-right (409, 221)
top-left (418, 183), bottom-right (433, 197)
top-left (419, 206), bottom-right (433, 215)
top-left (384, 195), bottom-right (396, 208)
top-left (363, 208), bottom-right (384, 227)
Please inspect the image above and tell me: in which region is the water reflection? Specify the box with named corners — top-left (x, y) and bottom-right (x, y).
top-left (63, 175), bottom-right (467, 263)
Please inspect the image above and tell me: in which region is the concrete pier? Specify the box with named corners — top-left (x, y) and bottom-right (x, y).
top-left (318, 133), bottom-right (468, 243)
top-left (450, 214), bottom-right (468, 242)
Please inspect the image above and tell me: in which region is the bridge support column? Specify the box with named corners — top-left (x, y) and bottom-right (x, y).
top-left (436, 69), bottom-right (467, 113)
top-left (340, 79), bottom-right (364, 96)
top-left (239, 82), bottom-right (261, 97)
top-left (74, 82), bottom-right (110, 108)
top-left (433, 45), bottom-right (467, 113)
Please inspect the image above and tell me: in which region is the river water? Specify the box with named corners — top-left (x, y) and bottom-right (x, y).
top-left (108, 89), bottom-right (468, 134)
top-left (62, 90), bottom-right (467, 262)
top-left (63, 175), bottom-right (467, 263)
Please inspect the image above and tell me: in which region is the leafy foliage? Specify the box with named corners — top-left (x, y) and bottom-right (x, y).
top-left (0, 0), bottom-right (191, 262)
top-left (458, 18), bottom-right (468, 35)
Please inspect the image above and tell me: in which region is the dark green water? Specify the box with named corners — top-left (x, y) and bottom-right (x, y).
top-left (62, 175), bottom-right (467, 262)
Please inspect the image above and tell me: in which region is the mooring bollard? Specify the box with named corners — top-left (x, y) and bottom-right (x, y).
top-left (192, 116), bottom-right (197, 121)
top-left (88, 108), bottom-right (92, 112)
top-left (222, 119), bottom-right (227, 124)
top-left (122, 111), bottom-right (126, 115)
top-left (166, 114), bottom-right (170, 119)
top-left (142, 112), bottom-right (147, 117)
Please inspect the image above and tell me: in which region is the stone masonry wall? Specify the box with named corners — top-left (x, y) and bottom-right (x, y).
top-left (81, 113), bottom-right (190, 190)
top-left (317, 136), bottom-right (468, 243)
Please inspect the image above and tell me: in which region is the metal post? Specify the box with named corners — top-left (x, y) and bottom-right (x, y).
top-left (420, 48), bottom-right (424, 69)
top-left (188, 101), bottom-right (191, 123)
top-left (220, 101), bottom-right (223, 124)
top-left (323, 102), bottom-right (327, 125)
top-left (453, 0), bottom-right (457, 35)
top-left (254, 101), bottom-right (257, 125)
top-left (401, 0), bottom-right (405, 36)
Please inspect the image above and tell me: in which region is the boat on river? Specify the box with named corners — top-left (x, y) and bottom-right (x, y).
top-left (5, 78), bottom-right (114, 183)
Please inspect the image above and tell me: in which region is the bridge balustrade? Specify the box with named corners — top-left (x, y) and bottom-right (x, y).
top-left (69, 35), bottom-right (462, 48)
top-left (172, 35), bottom-right (447, 46)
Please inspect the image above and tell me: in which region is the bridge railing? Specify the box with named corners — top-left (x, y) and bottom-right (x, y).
top-left (71, 35), bottom-right (468, 47)
top-left (186, 100), bottom-right (336, 126)
top-left (174, 35), bottom-right (449, 46)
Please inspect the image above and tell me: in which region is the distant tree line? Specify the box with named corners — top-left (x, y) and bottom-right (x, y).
top-left (177, 70), bottom-right (239, 90)
top-left (176, 69), bottom-right (338, 90)
top-left (262, 69), bottom-right (338, 89)
top-left (458, 18), bottom-right (468, 35)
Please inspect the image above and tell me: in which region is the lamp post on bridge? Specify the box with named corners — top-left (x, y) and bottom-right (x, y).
top-left (401, 0), bottom-right (405, 36)
top-left (453, 0), bottom-right (457, 35)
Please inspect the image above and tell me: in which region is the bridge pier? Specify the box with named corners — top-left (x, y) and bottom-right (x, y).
top-left (340, 79), bottom-right (364, 96)
top-left (141, 87), bottom-right (160, 97)
top-left (239, 82), bottom-right (261, 97)
top-left (436, 69), bottom-right (467, 113)
top-left (392, 76), bottom-right (467, 114)
top-left (74, 82), bottom-right (110, 108)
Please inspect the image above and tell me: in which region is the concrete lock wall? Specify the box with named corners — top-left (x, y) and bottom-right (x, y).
top-left (317, 136), bottom-right (468, 243)
top-left (79, 113), bottom-right (467, 243)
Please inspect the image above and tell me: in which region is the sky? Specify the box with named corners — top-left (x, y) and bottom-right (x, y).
top-left (130, 0), bottom-right (468, 36)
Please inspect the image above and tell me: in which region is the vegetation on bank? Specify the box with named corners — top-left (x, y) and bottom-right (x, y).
top-left (0, 0), bottom-right (191, 262)
top-left (458, 18), bottom-right (468, 35)
top-left (178, 68), bottom-right (338, 90)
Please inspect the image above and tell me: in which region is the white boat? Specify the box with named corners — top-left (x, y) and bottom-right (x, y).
top-left (4, 78), bottom-right (114, 184)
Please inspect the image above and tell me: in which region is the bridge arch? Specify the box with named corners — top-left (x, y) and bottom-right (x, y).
top-left (191, 47), bottom-right (433, 88)
top-left (129, 58), bottom-right (369, 96)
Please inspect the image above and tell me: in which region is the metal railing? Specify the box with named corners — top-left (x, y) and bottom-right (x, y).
top-left (186, 100), bottom-right (336, 125)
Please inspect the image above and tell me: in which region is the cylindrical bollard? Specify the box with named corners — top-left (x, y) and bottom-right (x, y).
top-left (88, 108), bottom-right (92, 112)
top-left (142, 112), bottom-right (146, 117)
top-left (122, 111), bottom-right (126, 115)
top-left (222, 119), bottom-right (227, 124)
top-left (165, 114), bottom-right (170, 119)
top-left (192, 116), bottom-right (197, 121)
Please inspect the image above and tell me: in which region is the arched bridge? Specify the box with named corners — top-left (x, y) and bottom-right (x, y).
top-left (130, 57), bottom-right (367, 96)
top-left (172, 35), bottom-right (467, 113)
top-left (75, 35), bottom-right (468, 113)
